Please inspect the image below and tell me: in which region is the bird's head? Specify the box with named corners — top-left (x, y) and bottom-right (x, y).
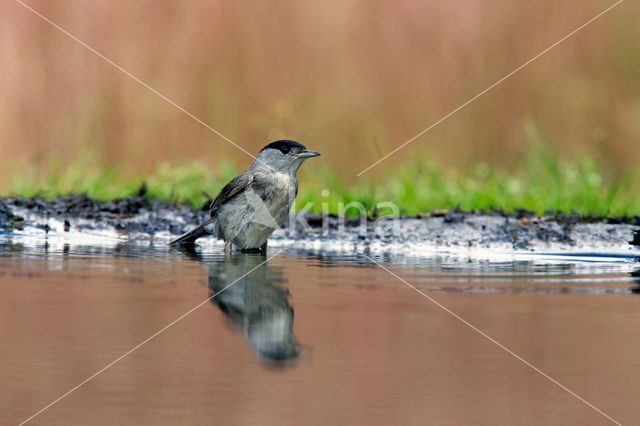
top-left (253, 140), bottom-right (320, 174)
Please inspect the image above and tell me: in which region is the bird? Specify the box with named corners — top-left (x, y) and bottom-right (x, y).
top-left (169, 140), bottom-right (320, 252)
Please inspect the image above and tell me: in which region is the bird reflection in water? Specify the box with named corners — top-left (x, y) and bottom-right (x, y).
top-left (630, 267), bottom-right (640, 294)
top-left (178, 247), bottom-right (301, 364)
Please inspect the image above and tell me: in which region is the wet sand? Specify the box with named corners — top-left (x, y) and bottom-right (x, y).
top-left (1, 195), bottom-right (639, 254)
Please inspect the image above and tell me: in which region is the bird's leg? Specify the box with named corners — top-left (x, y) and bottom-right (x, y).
top-left (224, 240), bottom-right (233, 259)
top-left (260, 241), bottom-right (268, 255)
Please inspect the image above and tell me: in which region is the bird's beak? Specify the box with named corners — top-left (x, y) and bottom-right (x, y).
top-left (297, 149), bottom-right (321, 159)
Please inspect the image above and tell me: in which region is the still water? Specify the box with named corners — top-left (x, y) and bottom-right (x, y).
top-left (1, 238), bottom-right (639, 425)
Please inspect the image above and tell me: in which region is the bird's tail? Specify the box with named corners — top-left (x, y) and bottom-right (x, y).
top-left (169, 219), bottom-right (214, 246)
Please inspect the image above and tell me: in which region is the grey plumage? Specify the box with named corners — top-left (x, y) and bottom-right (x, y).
top-left (169, 140), bottom-right (320, 250)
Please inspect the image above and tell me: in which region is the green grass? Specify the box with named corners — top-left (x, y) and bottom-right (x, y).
top-left (4, 144), bottom-right (639, 217)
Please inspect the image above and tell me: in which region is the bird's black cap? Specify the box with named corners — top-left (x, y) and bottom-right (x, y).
top-left (261, 140), bottom-right (306, 154)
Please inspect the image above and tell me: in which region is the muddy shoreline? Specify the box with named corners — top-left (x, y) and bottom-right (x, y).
top-left (1, 194), bottom-right (639, 252)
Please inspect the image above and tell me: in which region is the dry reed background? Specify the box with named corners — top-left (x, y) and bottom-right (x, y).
top-left (1, 0), bottom-right (639, 188)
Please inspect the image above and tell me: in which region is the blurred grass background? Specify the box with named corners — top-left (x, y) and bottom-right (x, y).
top-left (1, 0), bottom-right (639, 215)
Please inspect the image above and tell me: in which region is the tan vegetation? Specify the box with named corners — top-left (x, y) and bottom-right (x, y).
top-left (1, 0), bottom-right (638, 189)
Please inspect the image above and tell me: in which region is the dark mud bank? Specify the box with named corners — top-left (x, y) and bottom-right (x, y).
top-left (1, 194), bottom-right (639, 252)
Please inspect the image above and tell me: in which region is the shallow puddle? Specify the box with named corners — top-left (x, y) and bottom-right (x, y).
top-left (1, 238), bottom-right (639, 425)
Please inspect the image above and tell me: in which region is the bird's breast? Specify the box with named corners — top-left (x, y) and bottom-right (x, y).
top-left (214, 172), bottom-right (298, 249)
top-left (256, 173), bottom-right (297, 214)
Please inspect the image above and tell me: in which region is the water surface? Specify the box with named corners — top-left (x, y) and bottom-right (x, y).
top-left (1, 238), bottom-right (639, 425)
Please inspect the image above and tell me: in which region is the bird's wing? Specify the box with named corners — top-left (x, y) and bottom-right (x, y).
top-left (208, 172), bottom-right (254, 215)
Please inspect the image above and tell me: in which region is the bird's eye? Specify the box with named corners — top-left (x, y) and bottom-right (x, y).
top-left (280, 147), bottom-right (290, 154)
